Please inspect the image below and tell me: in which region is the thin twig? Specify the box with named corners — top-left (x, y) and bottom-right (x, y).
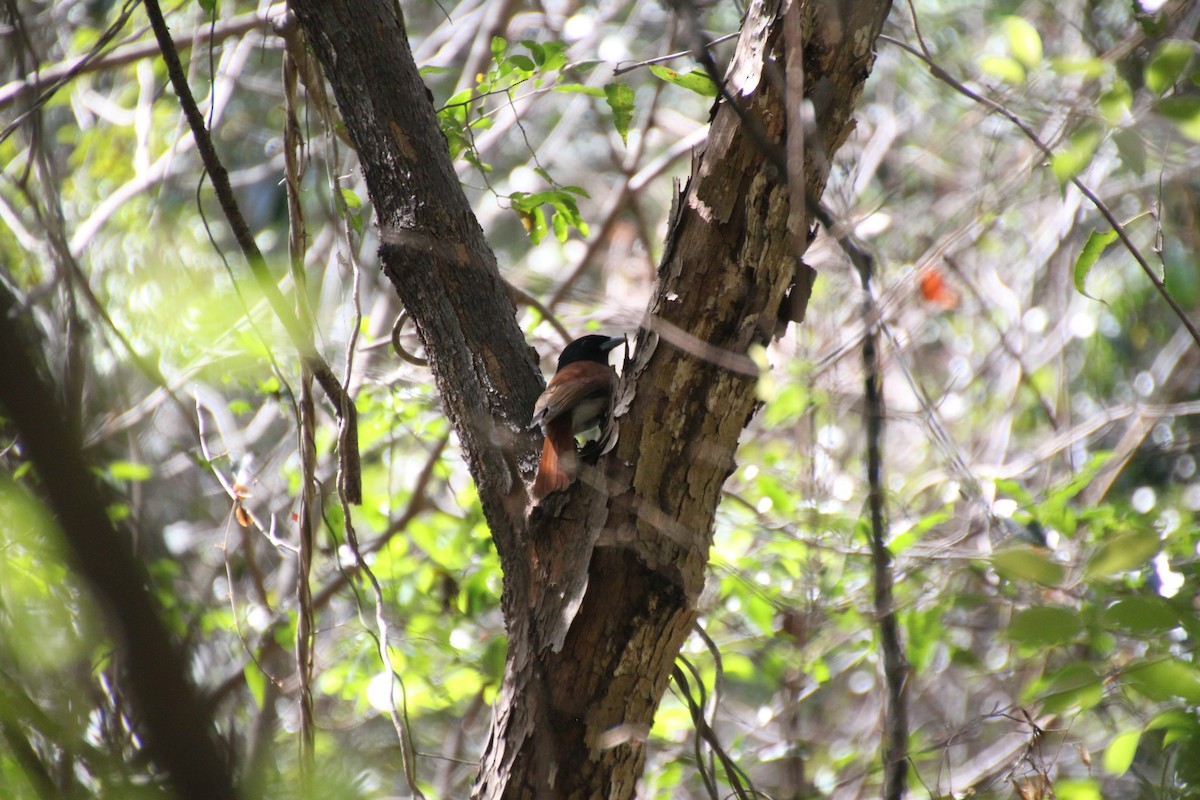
top-left (505, 280), bottom-right (572, 344)
top-left (309, 21), bottom-right (425, 793)
top-left (941, 256), bottom-right (1060, 430)
top-left (879, 33), bottom-right (1200, 353)
top-left (544, 80), bottom-right (685, 309)
top-left (202, 433), bottom-right (448, 727)
top-left (0, 0), bottom-right (139, 142)
top-left (813, 199), bottom-right (910, 800)
top-left (862, 285), bottom-right (909, 800)
top-left (282, 44), bottom-right (317, 783)
top-left (671, 662), bottom-right (760, 799)
top-left (340, 516), bottom-right (427, 799)
top-left (391, 311), bottom-right (429, 366)
top-left (675, 659), bottom-right (720, 800)
top-left (0, 5), bottom-right (284, 113)
top-left (612, 31), bottom-right (740, 76)
top-left (295, 366), bottom-right (318, 781)
top-left (142, 0), bottom-right (363, 502)
top-left (0, 282), bottom-right (238, 800)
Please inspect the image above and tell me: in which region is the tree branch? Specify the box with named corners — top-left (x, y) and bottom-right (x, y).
top-left (0, 4), bottom-right (285, 113)
top-left (142, 0), bottom-right (362, 503)
top-left (285, 0), bottom-right (894, 795)
top-left (880, 33), bottom-right (1200, 354)
top-left (288, 0), bottom-right (543, 593)
top-left (0, 282), bottom-right (238, 800)
top-left (858, 246), bottom-right (910, 800)
top-left (808, 197), bottom-right (910, 798)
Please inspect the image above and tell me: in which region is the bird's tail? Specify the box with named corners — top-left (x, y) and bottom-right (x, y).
top-left (532, 423), bottom-right (575, 501)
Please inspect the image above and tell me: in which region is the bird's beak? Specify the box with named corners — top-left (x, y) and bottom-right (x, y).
top-left (601, 336), bottom-right (625, 353)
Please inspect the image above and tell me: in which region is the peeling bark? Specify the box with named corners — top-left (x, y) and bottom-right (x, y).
top-left (289, 0), bottom-right (891, 796)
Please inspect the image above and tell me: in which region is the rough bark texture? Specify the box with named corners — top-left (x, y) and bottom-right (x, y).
top-left (290, 0), bottom-right (892, 796)
top-left (290, 0), bottom-right (542, 617)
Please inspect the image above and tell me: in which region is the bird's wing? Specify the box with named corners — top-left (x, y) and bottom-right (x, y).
top-left (530, 362), bottom-right (614, 430)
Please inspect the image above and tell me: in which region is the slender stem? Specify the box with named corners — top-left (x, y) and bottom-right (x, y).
top-left (813, 198), bottom-right (910, 799)
top-left (142, 0), bottom-right (363, 501)
top-left (862, 295), bottom-right (910, 800)
top-left (880, 33), bottom-right (1200, 354)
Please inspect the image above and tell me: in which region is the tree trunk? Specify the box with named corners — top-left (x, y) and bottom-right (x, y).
top-left (289, 0), bottom-right (892, 796)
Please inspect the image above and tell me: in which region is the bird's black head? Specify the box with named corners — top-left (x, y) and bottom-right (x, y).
top-left (556, 334), bottom-right (624, 370)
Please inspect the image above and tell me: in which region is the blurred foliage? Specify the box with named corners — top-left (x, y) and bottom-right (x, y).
top-left (1, 0), bottom-right (1200, 798)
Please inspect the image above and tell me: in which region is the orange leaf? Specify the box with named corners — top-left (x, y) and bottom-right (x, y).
top-left (919, 266), bottom-right (959, 309)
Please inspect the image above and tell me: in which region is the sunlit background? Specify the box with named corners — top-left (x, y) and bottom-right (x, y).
top-left (2, 0), bottom-right (1199, 796)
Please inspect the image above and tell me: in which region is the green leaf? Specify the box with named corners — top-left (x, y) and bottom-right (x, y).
top-left (1126, 659), bottom-right (1200, 704)
top-left (1003, 16), bottom-right (1043, 70)
top-left (244, 662), bottom-right (266, 709)
top-left (991, 547), bottom-right (1064, 587)
top-left (1103, 729), bottom-right (1140, 776)
top-left (1085, 530), bottom-right (1160, 578)
top-left (444, 88), bottom-right (474, 108)
top-left (1027, 664), bottom-right (1103, 714)
top-left (994, 479), bottom-right (1032, 504)
top-left (339, 187), bottom-right (362, 212)
top-left (1165, 258), bottom-right (1200, 307)
top-left (1051, 125), bottom-right (1101, 184)
top-left (521, 40), bottom-right (545, 66)
top-left (890, 510), bottom-right (951, 555)
top-left (554, 83), bottom-right (607, 97)
top-left (763, 382), bottom-right (809, 426)
top-left (1007, 606), bottom-right (1081, 647)
top-left (1073, 229), bottom-right (1118, 299)
top-left (1102, 596), bottom-right (1179, 634)
top-left (1136, 10), bottom-right (1169, 37)
top-left (545, 52), bottom-right (568, 73)
top-left (538, 42), bottom-right (567, 72)
top-left (490, 36), bottom-right (506, 61)
top-left (979, 55), bottom-right (1025, 85)
top-left (509, 54), bottom-right (536, 72)
top-left (527, 206), bottom-right (547, 245)
top-left (1048, 57), bottom-right (1106, 79)
top-left (1145, 40), bottom-right (1193, 95)
top-left (548, 193), bottom-right (582, 223)
top-left (508, 191), bottom-right (533, 213)
top-left (1157, 96), bottom-right (1200, 143)
top-left (1146, 709), bottom-right (1199, 733)
top-left (649, 65), bottom-right (719, 97)
top-left (1055, 779), bottom-right (1101, 800)
top-left (340, 188), bottom-right (364, 233)
top-left (1098, 79), bottom-right (1132, 122)
top-left (108, 460), bottom-right (153, 482)
top-left (1166, 727), bottom-right (1197, 749)
top-left (1112, 128), bottom-right (1146, 175)
top-left (745, 593), bottom-right (775, 636)
top-left (551, 209), bottom-right (568, 242)
top-left (604, 82), bottom-right (635, 145)
top-left (756, 474), bottom-right (796, 516)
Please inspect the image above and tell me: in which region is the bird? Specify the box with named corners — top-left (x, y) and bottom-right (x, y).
top-left (529, 334), bottom-right (624, 501)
